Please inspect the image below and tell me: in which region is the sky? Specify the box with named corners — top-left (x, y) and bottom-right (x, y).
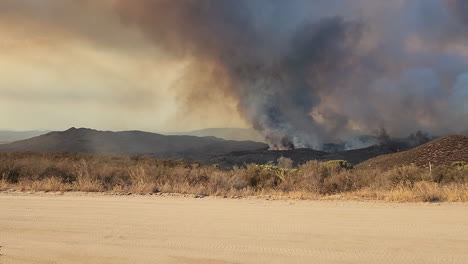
top-left (1, 0), bottom-right (467, 148)
top-left (0, 0), bottom-right (247, 132)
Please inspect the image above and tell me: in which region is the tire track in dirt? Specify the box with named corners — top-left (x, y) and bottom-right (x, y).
top-left (1, 194), bottom-right (467, 264)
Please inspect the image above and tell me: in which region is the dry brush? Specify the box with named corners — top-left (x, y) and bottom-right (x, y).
top-left (1, 153), bottom-right (467, 202)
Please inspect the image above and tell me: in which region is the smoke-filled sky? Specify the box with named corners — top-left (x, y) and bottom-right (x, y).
top-left (1, 0), bottom-right (467, 148)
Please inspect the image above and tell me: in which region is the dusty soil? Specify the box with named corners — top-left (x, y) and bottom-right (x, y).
top-left (1, 193), bottom-right (467, 264)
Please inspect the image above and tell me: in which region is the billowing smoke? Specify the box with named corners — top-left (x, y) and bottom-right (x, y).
top-left (111, 0), bottom-right (365, 149)
top-left (111, 0), bottom-right (468, 149)
top-left (2, 0), bottom-right (468, 149)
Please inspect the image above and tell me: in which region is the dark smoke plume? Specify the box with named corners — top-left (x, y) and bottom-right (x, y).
top-left (113, 0), bottom-right (366, 149)
top-left (3, 0), bottom-right (468, 149)
top-left (110, 0), bottom-right (468, 149)
top-left (447, 0), bottom-right (468, 25)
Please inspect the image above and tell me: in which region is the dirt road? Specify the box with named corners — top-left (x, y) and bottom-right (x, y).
top-left (0, 193), bottom-right (467, 264)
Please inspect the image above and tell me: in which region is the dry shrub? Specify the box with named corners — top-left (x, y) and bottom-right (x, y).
top-left (384, 165), bottom-right (431, 187)
top-left (322, 171), bottom-right (357, 194)
top-left (240, 164), bottom-right (282, 190)
top-left (295, 161), bottom-right (354, 194)
top-left (128, 166), bottom-right (158, 194)
top-left (383, 182), bottom-right (444, 202)
top-left (277, 157), bottom-right (294, 169)
top-left (350, 183), bottom-right (468, 202)
top-left (227, 172), bottom-right (249, 190)
top-left (73, 161), bottom-right (104, 192)
top-left (26, 177), bottom-right (72, 192)
top-left (296, 161), bottom-right (332, 192)
top-left (432, 165), bottom-right (468, 184)
top-left (443, 184), bottom-right (468, 202)
top-left (1, 152), bottom-right (467, 202)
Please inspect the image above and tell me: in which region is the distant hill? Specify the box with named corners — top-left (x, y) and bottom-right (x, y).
top-left (209, 143), bottom-right (403, 169)
top-left (167, 128), bottom-right (266, 143)
top-left (358, 135), bottom-right (468, 170)
top-left (0, 128), bottom-right (268, 160)
top-left (0, 130), bottom-right (49, 144)
top-left (0, 127), bottom-right (438, 169)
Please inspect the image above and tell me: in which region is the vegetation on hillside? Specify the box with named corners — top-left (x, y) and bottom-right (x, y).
top-left (359, 135), bottom-right (468, 170)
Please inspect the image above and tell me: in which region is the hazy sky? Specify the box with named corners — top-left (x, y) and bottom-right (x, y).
top-left (1, 0), bottom-right (467, 147)
top-left (0, 0), bottom-right (247, 132)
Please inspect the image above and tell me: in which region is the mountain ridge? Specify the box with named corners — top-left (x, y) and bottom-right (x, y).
top-left (166, 128), bottom-right (266, 142)
top-left (0, 127), bottom-right (268, 160)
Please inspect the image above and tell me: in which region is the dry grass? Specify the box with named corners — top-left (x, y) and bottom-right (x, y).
top-left (1, 152), bottom-right (467, 202)
top-left (345, 183), bottom-right (468, 202)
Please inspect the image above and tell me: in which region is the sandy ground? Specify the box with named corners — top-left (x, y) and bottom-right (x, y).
top-left (0, 193), bottom-right (467, 264)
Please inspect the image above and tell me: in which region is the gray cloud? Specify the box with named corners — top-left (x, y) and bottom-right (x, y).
top-left (1, 0), bottom-right (468, 148)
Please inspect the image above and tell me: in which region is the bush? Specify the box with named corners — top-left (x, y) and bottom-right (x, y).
top-left (432, 165), bottom-right (468, 184)
top-left (277, 157), bottom-right (294, 169)
top-left (241, 164), bottom-right (283, 190)
top-left (1, 152), bottom-right (467, 202)
top-left (324, 160), bottom-right (354, 170)
top-left (385, 165), bottom-right (429, 187)
top-left (451, 161), bottom-right (468, 170)
top-left (322, 171), bottom-right (357, 194)
top-left (295, 161), bottom-right (345, 193)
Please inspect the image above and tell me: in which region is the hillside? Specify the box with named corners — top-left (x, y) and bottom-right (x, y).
top-left (358, 135), bottom-right (468, 170)
top-left (209, 143), bottom-right (401, 168)
top-left (0, 128), bottom-right (434, 168)
top-left (0, 128), bottom-right (410, 168)
top-left (0, 128), bottom-right (267, 160)
top-left (0, 130), bottom-right (49, 144)
top-left (167, 128), bottom-right (266, 142)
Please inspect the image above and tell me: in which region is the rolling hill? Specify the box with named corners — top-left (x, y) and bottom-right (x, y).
top-left (0, 127), bottom-right (437, 168)
top-left (209, 143), bottom-right (403, 168)
top-left (0, 127), bottom-right (268, 160)
top-left (358, 135), bottom-right (468, 170)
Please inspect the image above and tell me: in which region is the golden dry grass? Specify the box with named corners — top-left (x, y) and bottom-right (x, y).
top-left (1, 152), bottom-right (467, 202)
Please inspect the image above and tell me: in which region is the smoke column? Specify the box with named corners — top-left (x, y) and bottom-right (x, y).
top-left (111, 0), bottom-right (468, 149)
top-left (3, 0), bottom-right (468, 149)
top-left (112, 0), bottom-right (368, 149)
